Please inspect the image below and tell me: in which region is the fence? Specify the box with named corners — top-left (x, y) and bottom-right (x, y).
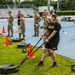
top-left (0, 4), bottom-right (38, 11)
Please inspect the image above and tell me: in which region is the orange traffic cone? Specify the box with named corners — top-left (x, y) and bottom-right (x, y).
top-left (27, 44), bottom-right (35, 58)
top-left (5, 36), bottom-right (9, 47)
top-left (2, 26), bottom-right (6, 33)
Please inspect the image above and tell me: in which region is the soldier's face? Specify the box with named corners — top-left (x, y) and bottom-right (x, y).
top-left (34, 12), bottom-right (36, 15)
top-left (52, 17), bottom-right (57, 23)
top-left (45, 12), bottom-right (49, 17)
top-left (20, 15), bottom-right (22, 18)
top-left (8, 13), bottom-right (11, 16)
top-left (18, 11), bottom-right (21, 14)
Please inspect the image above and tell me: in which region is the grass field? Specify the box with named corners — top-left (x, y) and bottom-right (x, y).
top-left (0, 34), bottom-right (75, 75)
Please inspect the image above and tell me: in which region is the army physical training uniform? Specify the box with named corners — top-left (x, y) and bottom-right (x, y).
top-left (45, 21), bottom-right (61, 50)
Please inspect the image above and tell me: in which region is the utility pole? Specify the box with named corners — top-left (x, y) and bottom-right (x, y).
top-left (48, 0), bottom-right (50, 11)
top-left (57, 0), bottom-right (60, 10)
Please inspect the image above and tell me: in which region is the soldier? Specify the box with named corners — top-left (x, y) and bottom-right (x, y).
top-left (41, 11), bottom-right (51, 46)
top-left (33, 11), bottom-right (41, 36)
top-left (38, 14), bottom-right (61, 67)
top-left (40, 10), bottom-right (47, 29)
top-left (50, 10), bottom-right (54, 15)
top-left (20, 14), bottom-right (26, 39)
top-left (7, 11), bottom-right (14, 37)
top-left (42, 10), bottom-right (47, 21)
top-left (17, 10), bottom-right (22, 39)
top-left (43, 11), bottom-right (51, 41)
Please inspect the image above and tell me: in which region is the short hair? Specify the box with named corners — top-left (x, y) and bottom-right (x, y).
top-left (34, 11), bottom-right (37, 13)
top-left (8, 11), bottom-right (12, 13)
top-left (52, 14), bottom-right (57, 18)
top-left (21, 14), bottom-right (24, 17)
top-left (44, 10), bottom-right (47, 12)
top-left (44, 11), bottom-right (49, 15)
top-left (18, 10), bottom-right (21, 12)
top-left (50, 10), bottom-right (54, 14)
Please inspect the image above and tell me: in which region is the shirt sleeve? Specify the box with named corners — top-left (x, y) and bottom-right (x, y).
top-left (54, 23), bottom-right (61, 31)
top-left (47, 22), bottom-right (52, 30)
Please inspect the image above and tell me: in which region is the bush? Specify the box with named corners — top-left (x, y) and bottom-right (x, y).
top-left (56, 11), bottom-right (75, 15)
top-left (39, 11), bottom-right (75, 17)
top-left (39, 12), bottom-right (43, 17)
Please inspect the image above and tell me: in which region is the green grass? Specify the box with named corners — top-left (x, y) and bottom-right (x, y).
top-left (0, 34), bottom-right (75, 75)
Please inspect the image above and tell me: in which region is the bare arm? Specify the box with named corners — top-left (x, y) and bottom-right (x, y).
top-left (40, 29), bottom-right (48, 39)
top-left (47, 30), bottom-right (57, 40)
top-left (42, 29), bottom-right (48, 36)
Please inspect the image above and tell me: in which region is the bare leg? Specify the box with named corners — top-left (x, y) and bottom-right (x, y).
top-left (50, 50), bottom-right (56, 62)
top-left (38, 48), bottom-right (48, 66)
top-left (41, 48), bottom-right (48, 61)
top-left (49, 50), bottom-right (58, 67)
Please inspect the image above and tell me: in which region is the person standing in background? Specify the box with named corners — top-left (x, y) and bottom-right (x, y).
top-left (17, 10), bottom-right (22, 39)
top-left (20, 14), bottom-right (26, 40)
top-left (42, 11), bottom-right (51, 46)
top-left (7, 11), bottom-right (14, 37)
top-left (33, 11), bottom-right (41, 37)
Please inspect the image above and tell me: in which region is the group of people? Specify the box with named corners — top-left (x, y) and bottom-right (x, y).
top-left (7, 10), bottom-right (25, 40)
top-left (7, 9), bottom-right (61, 67)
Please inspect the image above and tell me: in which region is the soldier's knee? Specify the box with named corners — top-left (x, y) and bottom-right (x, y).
top-left (43, 48), bottom-right (48, 53)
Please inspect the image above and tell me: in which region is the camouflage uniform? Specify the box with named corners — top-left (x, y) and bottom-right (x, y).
top-left (42, 10), bottom-right (47, 22)
top-left (8, 12), bottom-right (14, 37)
top-left (34, 12), bottom-right (41, 36)
top-left (17, 10), bottom-right (22, 39)
top-left (40, 11), bottom-right (49, 29)
top-left (20, 17), bottom-right (26, 39)
top-left (43, 16), bottom-right (51, 42)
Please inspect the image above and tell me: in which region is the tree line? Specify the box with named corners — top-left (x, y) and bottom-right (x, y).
top-left (0, 0), bottom-right (75, 10)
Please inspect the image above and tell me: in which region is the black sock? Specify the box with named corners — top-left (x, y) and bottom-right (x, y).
top-left (53, 62), bottom-right (57, 65)
top-left (40, 61), bottom-right (43, 63)
top-left (38, 61), bottom-right (43, 65)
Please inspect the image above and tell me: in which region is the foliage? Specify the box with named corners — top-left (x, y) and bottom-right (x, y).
top-left (56, 10), bottom-right (75, 15)
top-left (60, 0), bottom-right (75, 10)
top-left (39, 10), bottom-right (75, 16)
top-left (33, 0), bottom-right (56, 7)
top-left (0, 0), bottom-right (7, 4)
top-left (0, 0), bottom-right (14, 4)
top-left (0, 0), bottom-right (75, 10)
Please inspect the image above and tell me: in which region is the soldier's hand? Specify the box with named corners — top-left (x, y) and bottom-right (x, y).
top-left (36, 24), bottom-right (40, 27)
top-left (40, 25), bottom-right (43, 28)
top-left (40, 35), bottom-right (43, 40)
top-left (45, 39), bottom-right (49, 42)
top-left (36, 24), bottom-right (38, 27)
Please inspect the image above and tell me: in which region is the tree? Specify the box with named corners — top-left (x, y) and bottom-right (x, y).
top-left (0, 0), bottom-right (8, 4)
top-left (33, 0), bottom-right (55, 7)
top-left (60, 0), bottom-right (75, 10)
